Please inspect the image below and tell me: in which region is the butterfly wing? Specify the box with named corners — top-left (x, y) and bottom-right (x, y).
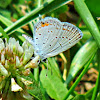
top-left (22, 34), bottom-right (34, 46)
top-left (25, 17), bottom-right (83, 60)
top-left (43, 22), bottom-right (83, 59)
top-left (33, 17), bottom-right (63, 59)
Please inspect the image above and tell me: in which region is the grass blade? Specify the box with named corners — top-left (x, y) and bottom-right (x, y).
top-left (74, 0), bottom-right (100, 47)
top-left (4, 0), bottom-right (71, 34)
top-left (63, 54), bottom-right (95, 100)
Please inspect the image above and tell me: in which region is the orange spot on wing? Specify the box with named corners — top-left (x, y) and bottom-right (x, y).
top-left (41, 23), bottom-right (49, 27)
top-left (62, 28), bottom-right (66, 30)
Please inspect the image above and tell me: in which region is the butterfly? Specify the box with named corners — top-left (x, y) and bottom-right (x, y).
top-left (23, 17), bottom-right (83, 61)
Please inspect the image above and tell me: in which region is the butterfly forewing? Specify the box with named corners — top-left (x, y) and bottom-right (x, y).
top-left (34, 17), bottom-right (63, 58)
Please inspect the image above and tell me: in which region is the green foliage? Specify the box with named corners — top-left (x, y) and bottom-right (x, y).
top-left (40, 69), bottom-right (73, 100)
top-left (85, 0), bottom-right (100, 17)
top-left (0, 26), bottom-right (9, 40)
top-left (66, 39), bottom-right (98, 84)
top-left (27, 73), bottom-right (44, 100)
top-left (0, 0), bottom-right (100, 100)
top-left (0, 0), bottom-right (12, 8)
top-left (96, 92), bottom-right (100, 100)
top-left (0, 9), bottom-right (11, 20)
top-left (73, 95), bottom-right (87, 100)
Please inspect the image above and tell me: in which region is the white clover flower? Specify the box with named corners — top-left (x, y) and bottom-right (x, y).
top-left (0, 37), bottom-right (37, 100)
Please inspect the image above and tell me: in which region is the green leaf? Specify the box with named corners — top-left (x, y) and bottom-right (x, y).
top-left (96, 92), bottom-right (100, 100)
top-left (40, 69), bottom-right (72, 100)
top-left (64, 54), bottom-right (94, 99)
top-left (0, 26), bottom-right (9, 40)
top-left (80, 27), bottom-right (91, 40)
top-left (73, 95), bottom-right (88, 100)
top-left (0, 15), bottom-right (28, 42)
top-left (85, 0), bottom-right (100, 17)
top-left (27, 73), bottom-right (44, 100)
top-left (0, 0), bottom-right (12, 8)
top-left (0, 9), bottom-right (11, 20)
top-left (74, 0), bottom-right (100, 47)
top-left (66, 39), bottom-right (98, 84)
top-left (51, 5), bottom-right (68, 15)
top-left (4, 0), bottom-right (70, 34)
top-left (48, 57), bottom-right (62, 79)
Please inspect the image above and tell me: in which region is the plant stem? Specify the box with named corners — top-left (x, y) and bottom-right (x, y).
top-left (92, 49), bottom-right (100, 100)
top-left (63, 55), bottom-right (94, 100)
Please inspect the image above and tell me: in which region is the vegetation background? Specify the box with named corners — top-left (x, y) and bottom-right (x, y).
top-left (0, 0), bottom-right (100, 100)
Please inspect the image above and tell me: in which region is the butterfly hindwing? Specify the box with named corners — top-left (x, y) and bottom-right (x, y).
top-left (43, 22), bottom-right (83, 59)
